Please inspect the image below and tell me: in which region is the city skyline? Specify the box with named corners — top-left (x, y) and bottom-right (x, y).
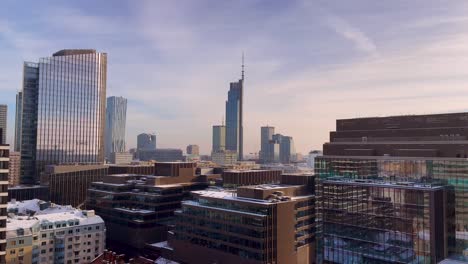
top-left (1, 1), bottom-right (468, 155)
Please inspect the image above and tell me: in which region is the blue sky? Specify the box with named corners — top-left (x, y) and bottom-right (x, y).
top-left (1, 0), bottom-right (468, 155)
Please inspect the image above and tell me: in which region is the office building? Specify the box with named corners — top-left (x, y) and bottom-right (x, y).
top-left (186, 145), bottom-right (199, 156)
top-left (8, 152), bottom-right (20, 186)
top-left (137, 133), bottom-right (156, 151)
top-left (158, 173), bottom-right (315, 264)
top-left (6, 199), bottom-right (106, 264)
top-left (260, 126), bottom-right (275, 163)
top-left (108, 164), bottom-right (154, 175)
top-left (138, 149), bottom-right (183, 162)
top-left (19, 50), bottom-right (107, 184)
top-left (222, 169), bottom-right (282, 187)
top-left (105, 96), bottom-right (127, 161)
top-left (8, 185), bottom-right (49, 202)
top-left (225, 60), bottom-right (244, 161)
top-left (0, 144), bottom-right (9, 262)
top-left (212, 125), bottom-right (226, 152)
top-left (40, 164), bottom-right (108, 207)
top-left (0, 104), bottom-right (6, 144)
top-left (260, 127), bottom-right (296, 164)
top-left (211, 150), bottom-right (238, 166)
top-left (109, 152), bottom-right (133, 165)
top-left (14, 92), bottom-right (22, 152)
top-left (317, 112), bottom-right (468, 261)
top-left (86, 162), bottom-right (221, 256)
top-left (320, 178), bottom-right (452, 263)
top-left (307, 150), bottom-right (322, 169)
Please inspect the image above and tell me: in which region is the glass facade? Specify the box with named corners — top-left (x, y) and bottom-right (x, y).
top-left (14, 92), bottom-right (22, 152)
top-left (105, 96), bottom-right (127, 160)
top-left (316, 157), bottom-right (468, 261)
top-left (225, 79), bottom-right (243, 160)
top-left (20, 51), bottom-right (107, 183)
top-left (320, 180), bottom-right (447, 263)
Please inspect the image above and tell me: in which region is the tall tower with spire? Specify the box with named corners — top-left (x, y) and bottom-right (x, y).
top-left (225, 55), bottom-right (244, 160)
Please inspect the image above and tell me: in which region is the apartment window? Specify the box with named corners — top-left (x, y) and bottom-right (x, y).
top-left (68, 230), bottom-right (73, 234)
top-left (41, 242), bottom-right (46, 246)
top-left (49, 248), bottom-right (53, 252)
top-left (9, 249), bottom-right (15, 254)
top-left (95, 226), bottom-right (100, 230)
top-left (68, 238), bottom-right (72, 242)
top-left (42, 234), bottom-right (47, 238)
top-left (10, 241), bottom-right (16, 246)
top-left (18, 256), bottom-right (23, 261)
top-left (48, 225), bottom-right (52, 229)
top-left (41, 250), bottom-right (46, 254)
top-left (18, 239), bottom-right (24, 245)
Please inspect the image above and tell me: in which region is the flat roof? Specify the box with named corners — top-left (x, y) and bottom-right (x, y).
top-left (322, 178), bottom-right (445, 190)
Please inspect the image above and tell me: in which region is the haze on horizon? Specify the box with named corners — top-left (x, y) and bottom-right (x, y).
top-left (1, 0), bottom-right (468, 155)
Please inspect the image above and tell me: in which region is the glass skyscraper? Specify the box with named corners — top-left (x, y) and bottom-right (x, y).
top-left (105, 96), bottom-right (127, 160)
top-left (20, 50), bottom-right (107, 184)
top-left (225, 64), bottom-right (244, 161)
top-left (14, 91), bottom-right (22, 151)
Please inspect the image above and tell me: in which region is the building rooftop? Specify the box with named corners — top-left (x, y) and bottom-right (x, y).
top-left (53, 49), bottom-right (96, 56)
top-left (322, 177), bottom-right (445, 190)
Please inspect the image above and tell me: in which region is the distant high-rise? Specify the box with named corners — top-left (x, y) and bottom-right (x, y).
top-left (225, 58), bottom-right (244, 160)
top-left (186, 144), bottom-right (199, 155)
top-left (260, 126), bottom-right (275, 162)
top-left (14, 92), bottom-right (22, 151)
top-left (212, 125), bottom-right (226, 152)
top-left (137, 133), bottom-right (156, 151)
top-left (105, 96), bottom-right (127, 160)
top-left (0, 104), bottom-right (6, 144)
top-left (19, 50), bottom-right (107, 184)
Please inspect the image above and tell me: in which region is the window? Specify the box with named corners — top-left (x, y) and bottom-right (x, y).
top-left (41, 242), bottom-right (46, 246)
top-left (9, 249), bottom-right (15, 254)
top-left (10, 241), bottom-right (16, 246)
top-left (19, 239), bottom-right (24, 245)
top-left (95, 226), bottom-right (100, 230)
top-left (42, 234), bottom-right (47, 238)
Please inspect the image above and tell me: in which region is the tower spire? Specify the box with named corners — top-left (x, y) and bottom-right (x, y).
top-left (241, 52), bottom-right (244, 81)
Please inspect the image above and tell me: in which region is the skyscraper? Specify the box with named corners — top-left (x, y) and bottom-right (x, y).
top-left (212, 125), bottom-right (226, 152)
top-left (20, 50), bottom-right (107, 184)
top-left (186, 144), bottom-right (199, 155)
top-left (14, 91), bottom-right (22, 151)
top-left (105, 96), bottom-right (127, 160)
top-left (260, 126), bottom-right (275, 162)
top-left (0, 104), bottom-right (6, 144)
top-left (225, 58), bottom-right (244, 160)
top-left (137, 133), bottom-right (156, 151)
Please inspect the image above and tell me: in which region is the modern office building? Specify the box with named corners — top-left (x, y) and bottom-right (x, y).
top-left (86, 162), bottom-right (221, 256)
top-left (211, 150), bottom-right (238, 166)
top-left (225, 60), bottom-right (244, 161)
top-left (320, 178), bottom-right (452, 264)
top-left (109, 152), bottom-right (133, 165)
top-left (307, 150), bottom-right (322, 169)
top-left (6, 199), bottom-right (106, 264)
top-left (212, 125), bottom-right (226, 152)
top-left (107, 164), bottom-right (154, 175)
top-left (14, 92), bottom-right (22, 152)
top-left (222, 169), bottom-right (282, 187)
top-left (317, 112), bottom-right (468, 261)
top-left (158, 173), bottom-right (316, 264)
top-left (138, 149), bottom-right (183, 162)
top-left (8, 152), bottom-right (20, 186)
top-left (260, 127), bottom-right (296, 164)
top-left (0, 144), bottom-right (9, 262)
top-left (0, 104), bottom-right (6, 144)
top-left (260, 126), bottom-right (275, 163)
top-left (8, 185), bottom-right (49, 202)
top-left (105, 96), bottom-right (127, 161)
top-left (137, 133), bottom-right (156, 152)
top-left (186, 145), bottom-right (199, 156)
top-left (40, 164), bottom-right (108, 207)
top-left (19, 50), bottom-right (107, 184)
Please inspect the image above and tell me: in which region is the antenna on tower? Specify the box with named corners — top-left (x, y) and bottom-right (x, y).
top-left (241, 52), bottom-right (245, 80)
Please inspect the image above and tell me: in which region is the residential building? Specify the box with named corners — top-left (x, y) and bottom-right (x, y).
top-left (86, 162), bottom-right (221, 257)
top-left (109, 152), bottom-right (133, 165)
top-left (8, 152), bottom-right (20, 186)
top-left (222, 169), bottom-right (282, 187)
top-left (0, 144), bottom-right (9, 262)
top-left (211, 150), bottom-right (238, 166)
top-left (317, 112), bottom-right (468, 261)
top-left (212, 125), bottom-right (226, 152)
top-left (225, 60), bottom-right (244, 160)
top-left (0, 105), bottom-right (6, 144)
top-left (320, 178), bottom-right (452, 264)
top-left (14, 92), bottom-right (22, 152)
top-left (186, 145), bottom-right (199, 156)
top-left (137, 133), bottom-right (156, 152)
top-left (6, 199), bottom-right (106, 264)
top-left (40, 165), bottom-right (108, 207)
top-left (159, 173), bottom-right (315, 264)
top-left (105, 96), bottom-right (127, 161)
top-left (138, 149), bottom-right (183, 162)
top-left (19, 50), bottom-right (107, 184)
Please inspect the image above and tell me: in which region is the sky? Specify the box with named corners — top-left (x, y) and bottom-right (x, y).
top-left (1, 0), bottom-right (468, 155)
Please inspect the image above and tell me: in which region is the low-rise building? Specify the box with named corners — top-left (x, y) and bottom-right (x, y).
top-left (109, 152), bottom-right (133, 165)
top-left (6, 199), bottom-right (106, 264)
